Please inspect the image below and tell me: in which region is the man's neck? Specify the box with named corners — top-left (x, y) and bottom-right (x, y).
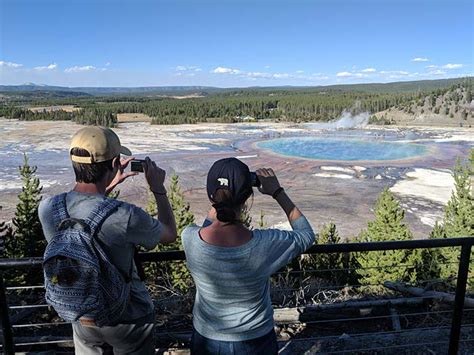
top-left (73, 181), bottom-right (107, 195)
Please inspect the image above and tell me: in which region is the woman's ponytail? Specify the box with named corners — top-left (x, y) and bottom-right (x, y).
top-left (213, 202), bottom-right (238, 223)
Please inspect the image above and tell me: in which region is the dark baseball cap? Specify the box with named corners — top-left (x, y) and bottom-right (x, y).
top-left (207, 158), bottom-right (252, 204)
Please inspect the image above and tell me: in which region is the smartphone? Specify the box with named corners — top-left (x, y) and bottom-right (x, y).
top-left (130, 159), bottom-right (145, 173)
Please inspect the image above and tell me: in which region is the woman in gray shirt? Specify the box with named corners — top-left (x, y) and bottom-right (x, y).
top-left (182, 158), bottom-right (316, 354)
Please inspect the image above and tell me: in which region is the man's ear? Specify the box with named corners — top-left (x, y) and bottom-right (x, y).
top-left (111, 156), bottom-right (120, 170)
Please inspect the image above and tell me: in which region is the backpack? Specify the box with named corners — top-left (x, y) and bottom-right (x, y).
top-left (43, 193), bottom-right (132, 327)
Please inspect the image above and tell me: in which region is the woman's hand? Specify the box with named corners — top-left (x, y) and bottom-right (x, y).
top-left (257, 168), bottom-right (301, 221)
top-left (256, 168), bottom-right (282, 196)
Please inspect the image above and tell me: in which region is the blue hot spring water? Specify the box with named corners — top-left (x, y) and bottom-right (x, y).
top-left (257, 137), bottom-right (428, 161)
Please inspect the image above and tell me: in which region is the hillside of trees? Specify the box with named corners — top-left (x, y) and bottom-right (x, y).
top-left (370, 80), bottom-right (473, 126)
top-left (0, 77), bottom-right (471, 125)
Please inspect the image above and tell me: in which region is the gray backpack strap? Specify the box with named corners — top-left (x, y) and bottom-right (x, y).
top-left (84, 198), bottom-right (122, 237)
top-left (52, 193), bottom-right (69, 231)
top-left (84, 198), bottom-right (133, 282)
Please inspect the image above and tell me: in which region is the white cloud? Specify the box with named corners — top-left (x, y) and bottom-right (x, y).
top-left (105, 62), bottom-right (111, 66)
top-left (273, 73), bottom-right (290, 79)
top-left (361, 67), bottom-right (376, 73)
top-left (430, 69), bottom-right (447, 75)
top-left (64, 65), bottom-right (97, 73)
top-left (212, 67), bottom-right (241, 75)
top-left (380, 70), bottom-right (409, 76)
top-left (211, 66), bottom-right (331, 82)
top-left (0, 61), bottom-right (23, 68)
top-left (336, 71), bottom-right (353, 77)
top-left (247, 72), bottom-right (271, 78)
top-left (412, 57), bottom-right (429, 62)
top-left (443, 63), bottom-right (463, 69)
top-left (264, 65), bottom-right (271, 69)
top-left (336, 71), bottom-right (366, 78)
top-left (311, 74), bottom-right (329, 80)
top-left (176, 65), bottom-right (201, 72)
top-left (34, 63), bottom-right (57, 71)
top-left (175, 72), bottom-right (196, 77)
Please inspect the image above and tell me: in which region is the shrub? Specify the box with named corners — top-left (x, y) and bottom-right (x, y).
top-left (301, 223), bottom-right (359, 286)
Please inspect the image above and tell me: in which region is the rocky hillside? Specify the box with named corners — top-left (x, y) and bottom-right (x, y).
top-left (370, 80), bottom-right (474, 127)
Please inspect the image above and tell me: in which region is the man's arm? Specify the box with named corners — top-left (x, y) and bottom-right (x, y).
top-left (152, 190), bottom-right (177, 243)
top-left (144, 157), bottom-right (177, 244)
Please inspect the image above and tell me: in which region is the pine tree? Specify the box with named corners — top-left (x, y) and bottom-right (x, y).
top-left (301, 223), bottom-right (358, 286)
top-left (145, 174), bottom-right (195, 292)
top-left (5, 154), bottom-right (45, 285)
top-left (106, 189), bottom-right (120, 199)
top-left (168, 174), bottom-right (195, 237)
top-left (10, 154), bottom-right (44, 258)
top-left (240, 204), bottom-right (252, 228)
top-left (145, 191), bottom-right (158, 217)
top-left (356, 189), bottom-right (419, 286)
top-left (430, 153), bottom-right (474, 285)
top-left (412, 222), bottom-right (445, 283)
top-left (0, 207), bottom-right (13, 258)
top-left (444, 158), bottom-right (474, 238)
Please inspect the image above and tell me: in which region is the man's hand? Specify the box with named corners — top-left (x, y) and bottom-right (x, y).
top-left (256, 168), bottom-right (282, 196)
top-left (143, 157), bottom-right (167, 193)
top-left (106, 156), bottom-right (138, 194)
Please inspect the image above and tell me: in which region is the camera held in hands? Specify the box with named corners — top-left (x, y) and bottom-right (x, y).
top-left (130, 159), bottom-right (145, 173)
top-left (250, 172), bottom-right (261, 187)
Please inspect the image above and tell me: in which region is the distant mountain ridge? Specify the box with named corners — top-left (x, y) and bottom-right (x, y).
top-left (0, 77), bottom-right (470, 97)
top-left (0, 84), bottom-right (215, 96)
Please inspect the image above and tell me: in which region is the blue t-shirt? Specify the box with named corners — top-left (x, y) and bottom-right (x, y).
top-left (182, 216), bottom-right (316, 341)
top-left (39, 191), bottom-right (162, 324)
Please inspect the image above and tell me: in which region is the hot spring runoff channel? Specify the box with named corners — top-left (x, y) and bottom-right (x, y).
top-left (257, 137), bottom-right (428, 161)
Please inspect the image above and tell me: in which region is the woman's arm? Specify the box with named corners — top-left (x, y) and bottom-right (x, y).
top-left (256, 168), bottom-right (302, 222)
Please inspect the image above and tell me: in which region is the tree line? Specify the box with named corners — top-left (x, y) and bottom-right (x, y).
top-left (0, 106), bottom-right (117, 127)
top-left (93, 90), bottom-right (421, 124)
top-left (1, 84), bottom-right (462, 125)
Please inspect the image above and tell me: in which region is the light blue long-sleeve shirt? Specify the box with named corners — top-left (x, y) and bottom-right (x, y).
top-left (182, 216), bottom-right (316, 341)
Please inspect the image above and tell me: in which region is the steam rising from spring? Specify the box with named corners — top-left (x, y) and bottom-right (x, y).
top-left (306, 110), bottom-right (370, 130)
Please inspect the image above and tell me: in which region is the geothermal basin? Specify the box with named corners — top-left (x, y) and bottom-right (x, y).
top-left (0, 118), bottom-right (472, 240)
top-left (258, 137), bottom-right (429, 161)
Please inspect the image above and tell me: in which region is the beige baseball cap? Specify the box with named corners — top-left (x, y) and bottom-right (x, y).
top-left (70, 126), bottom-right (131, 164)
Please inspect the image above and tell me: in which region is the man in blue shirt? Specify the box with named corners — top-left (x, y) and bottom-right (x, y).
top-left (39, 126), bottom-right (177, 354)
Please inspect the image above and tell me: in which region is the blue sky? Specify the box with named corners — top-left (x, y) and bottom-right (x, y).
top-left (0, 0), bottom-right (472, 87)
